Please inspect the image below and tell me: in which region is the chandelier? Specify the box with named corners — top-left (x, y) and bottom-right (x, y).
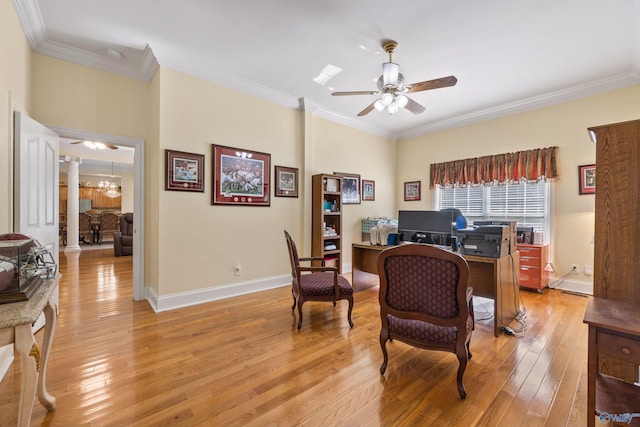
top-left (99, 163), bottom-right (121, 199)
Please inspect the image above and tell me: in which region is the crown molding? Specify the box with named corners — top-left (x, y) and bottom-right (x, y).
top-left (397, 71), bottom-right (640, 140)
top-left (13, 0), bottom-right (158, 82)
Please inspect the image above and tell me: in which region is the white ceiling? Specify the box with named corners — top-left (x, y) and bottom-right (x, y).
top-left (14, 0), bottom-right (640, 141)
top-left (58, 138), bottom-right (134, 178)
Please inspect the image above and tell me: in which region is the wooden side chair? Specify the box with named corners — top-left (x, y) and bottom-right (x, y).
top-left (97, 212), bottom-right (119, 244)
top-left (78, 212), bottom-right (94, 244)
top-left (284, 230), bottom-right (354, 330)
top-left (377, 244), bottom-right (474, 399)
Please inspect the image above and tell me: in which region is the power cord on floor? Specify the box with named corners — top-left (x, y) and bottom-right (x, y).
top-left (547, 267), bottom-right (576, 289)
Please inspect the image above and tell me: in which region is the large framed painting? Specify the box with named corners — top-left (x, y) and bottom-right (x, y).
top-left (578, 164), bottom-right (596, 195)
top-left (212, 144), bottom-right (270, 206)
top-left (274, 165), bottom-right (298, 198)
top-left (334, 172), bottom-right (361, 204)
top-left (165, 149), bottom-right (205, 192)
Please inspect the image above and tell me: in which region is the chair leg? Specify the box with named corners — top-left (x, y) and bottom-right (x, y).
top-left (291, 289), bottom-right (296, 311)
top-left (469, 296), bottom-right (475, 330)
top-left (296, 300), bottom-right (304, 330)
top-left (379, 329), bottom-right (389, 375)
top-left (456, 348), bottom-right (469, 399)
top-left (346, 295), bottom-right (354, 328)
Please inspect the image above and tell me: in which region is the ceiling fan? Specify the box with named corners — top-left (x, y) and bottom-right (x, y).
top-left (332, 40), bottom-right (457, 116)
top-left (71, 140), bottom-right (119, 150)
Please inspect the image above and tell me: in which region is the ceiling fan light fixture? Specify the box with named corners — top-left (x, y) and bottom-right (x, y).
top-left (387, 101), bottom-right (399, 114)
top-left (382, 62), bottom-right (400, 87)
top-left (381, 92), bottom-right (394, 106)
top-left (374, 99), bottom-right (385, 111)
top-left (396, 94), bottom-right (408, 108)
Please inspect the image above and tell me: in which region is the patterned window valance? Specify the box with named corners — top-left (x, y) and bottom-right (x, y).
top-left (429, 146), bottom-right (558, 188)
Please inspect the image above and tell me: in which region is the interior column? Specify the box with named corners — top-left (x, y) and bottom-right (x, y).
top-left (64, 157), bottom-right (81, 253)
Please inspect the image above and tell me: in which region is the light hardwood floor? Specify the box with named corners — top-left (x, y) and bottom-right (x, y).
top-left (0, 249), bottom-right (591, 426)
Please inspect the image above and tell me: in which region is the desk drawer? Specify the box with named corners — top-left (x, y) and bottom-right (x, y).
top-left (597, 331), bottom-right (640, 365)
top-left (520, 256), bottom-right (541, 267)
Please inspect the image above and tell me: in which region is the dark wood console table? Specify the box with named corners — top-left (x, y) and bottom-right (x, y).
top-left (583, 297), bottom-right (640, 427)
top-left (352, 242), bottom-right (520, 337)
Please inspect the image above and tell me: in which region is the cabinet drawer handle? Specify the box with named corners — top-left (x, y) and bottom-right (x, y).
top-left (621, 346), bottom-right (631, 355)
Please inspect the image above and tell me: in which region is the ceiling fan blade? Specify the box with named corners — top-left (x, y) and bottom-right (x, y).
top-left (357, 101), bottom-right (378, 117)
top-left (403, 97), bottom-right (426, 115)
top-left (70, 141), bottom-right (82, 144)
top-left (332, 91), bottom-right (378, 96)
top-left (407, 76), bottom-right (457, 93)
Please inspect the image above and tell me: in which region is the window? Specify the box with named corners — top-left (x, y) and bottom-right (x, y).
top-left (435, 181), bottom-right (550, 240)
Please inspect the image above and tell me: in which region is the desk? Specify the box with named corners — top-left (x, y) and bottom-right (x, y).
top-left (583, 297), bottom-right (640, 427)
top-left (0, 274), bottom-right (59, 426)
top-left (352, 242), bottom-right (520, 337)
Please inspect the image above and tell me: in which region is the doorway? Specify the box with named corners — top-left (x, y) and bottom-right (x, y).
top-left (49, 125), bottom-right (145, 301)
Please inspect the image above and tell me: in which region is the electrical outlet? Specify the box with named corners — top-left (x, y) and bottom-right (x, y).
top-left (570, 264), bottom-right (579, 273)
top-left (584, 265), bottom-right (593, 276)
top-left (234, 263), bottom-right (241, 276)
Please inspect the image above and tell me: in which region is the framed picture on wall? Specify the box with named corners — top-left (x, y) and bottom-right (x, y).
top-left (165, 149), bottom-right (205, 192)
top-left (404, 181), bottom-right (421, 201)
top-left (212, 144), bottom-right (270, 206)
top-left (274, 165), bottom-right (298, 198)
top-left (362, 179), bottom-right (375, 201)
top-left (334, 172), bottom-right (361, 204)
top-left (578, 164), bottom-right (596, 195)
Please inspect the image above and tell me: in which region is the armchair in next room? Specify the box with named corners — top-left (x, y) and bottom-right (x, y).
top-left (114, 213), bottom-right (133, 257)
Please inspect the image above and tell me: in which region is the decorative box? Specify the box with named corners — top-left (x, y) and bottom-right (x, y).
top-left (0, 239), bottom-right (43, 303)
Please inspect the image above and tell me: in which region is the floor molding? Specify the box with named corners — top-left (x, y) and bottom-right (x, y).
top-left (146, 274), bottom-right (291, 312)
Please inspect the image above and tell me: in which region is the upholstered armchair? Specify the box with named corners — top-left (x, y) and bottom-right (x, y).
top-left (377, 244), bottom-right (474, 399)
top-left (284, 230), bottom-right (354, 330)
top-left (114, 213), bottom-right (133, 257)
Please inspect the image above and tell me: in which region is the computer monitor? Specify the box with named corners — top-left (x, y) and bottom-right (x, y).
top-left (397, 210), bottom-right (454, 245)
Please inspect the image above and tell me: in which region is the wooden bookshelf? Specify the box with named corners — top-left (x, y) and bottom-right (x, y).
top-left (312, 174), bottom-right (342, 273)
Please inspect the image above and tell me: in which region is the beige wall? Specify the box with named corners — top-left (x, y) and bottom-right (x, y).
top-left (4, 3), bottom-right (639, 301)
top-left (397, 85), bottom-right (640, 283)
top-left (155, 68), bottom-right (304, 294)
top-left (309, 116), bottom-right (397, 268)
top-left (0, 0), bottom-right (32, 233)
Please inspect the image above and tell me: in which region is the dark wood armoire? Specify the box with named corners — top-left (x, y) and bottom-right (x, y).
top-left (584, 119), bottom-right (640, 426)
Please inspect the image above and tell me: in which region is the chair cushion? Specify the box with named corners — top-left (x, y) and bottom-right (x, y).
top-left (388, 314), bottom-right (474, 346)
top-left (299, 272), bottom-right (353, 298)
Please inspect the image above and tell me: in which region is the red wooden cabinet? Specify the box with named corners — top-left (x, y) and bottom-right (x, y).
top-left (517, 243), bottom-right (549, 293)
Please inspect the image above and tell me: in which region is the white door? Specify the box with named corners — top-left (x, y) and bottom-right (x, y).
top-left (0, 112), bottom-right (59, 382)
top-left (14, 111), bottom-right (59, 329)
top-left (14, 112), bottom-right (60, 258)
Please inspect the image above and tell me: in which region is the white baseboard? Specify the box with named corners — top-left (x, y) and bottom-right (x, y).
top-left (146, 274), bottom-right (291, 312)
top-left (550, 277), bottom-right (593, 295)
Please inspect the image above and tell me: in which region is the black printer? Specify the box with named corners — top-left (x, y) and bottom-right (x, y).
top-left (457, 225), bottom-right (510, 258)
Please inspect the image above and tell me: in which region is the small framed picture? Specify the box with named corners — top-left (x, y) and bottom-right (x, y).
top-left (165, 149), bottom-right (205, 192)
top-left (274, 165), bottom-right (298, 198)
top-left (404, 181), bottom-right (421, 201)
top-left (578, 164), bottom-right (596, 195)
top-left (362, 179), bottom-right (375, 201)
top-left (334, 172), bottom-right (361, 204)
top-left (212, 144), bottom-right (270, 206)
